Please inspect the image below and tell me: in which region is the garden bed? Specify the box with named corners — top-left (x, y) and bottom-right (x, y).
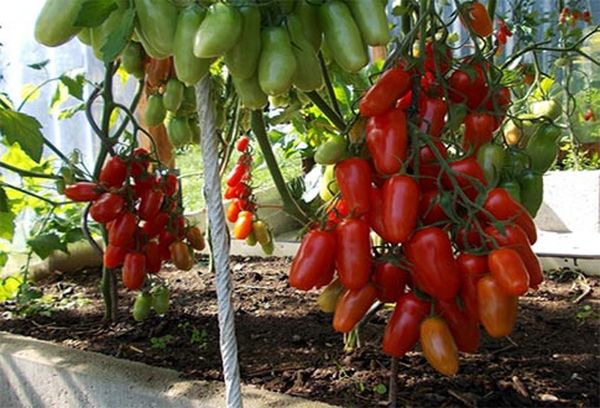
top-left (1, 257), bottom-right (599, 407)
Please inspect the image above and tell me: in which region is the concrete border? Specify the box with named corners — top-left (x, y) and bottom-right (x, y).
top-left (0, 332), bottom-right (335, 408)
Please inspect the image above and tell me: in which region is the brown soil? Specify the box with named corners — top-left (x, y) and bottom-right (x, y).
top-left (1, 257), bottom-right (599, 407)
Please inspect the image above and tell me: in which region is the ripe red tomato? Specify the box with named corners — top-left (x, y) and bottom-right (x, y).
top-left (372, 261), bottom-right (408, 303)
top-left (89, 193), bottom-right (125, 223)
top-left (144, 241), bottom-right (162, 274)
top-left (382, 175), bottom-right (420, 243)
top-left (335, 158), bottom-right (372, 216)
top-left (461, 1), bottom-right (493, 37)
top-left (104, 244), bottom-right (128, 269)
top-left (223, 182), bottom-right (249, 200)
top-left (289, 229), bottom-right (336, 291)
top-left (455, 222), bottom-right (485, 251)
top-left (456, 253), bottom-right (488, 322)
top-left (108, 212), bottom-right (137, 247)
top-left (367, 187), bottom-right (387, 239)
top-left (226, 199), bottom-right (243, 223)
top-left (443, 157), bottom-right (487, 201)
top-left (233, 211), bottom-right (253, 239)
top-left (419, 189), bottom-right (449, 225)
top-left (162, 173), bottom-right (179, 196)
top-left (326, 198), bottom-right (350, 228)
top-left (435, 300), bottom-right (480, 353)
top-left (448, 63), bottom-right (488, 110)
top-left (335, 218), bottom-right (371, 290)
top-left (404, 227), bottom-right (461, 301)
top-left (477, 275), bottom-right (518, 338)
top-left (417, 141), bottom-right (447, 192)
top-left (424, 41), bottom-right (452, 75)
top-left (482, 188), bottom-right (537, 244)
top-left (488, 248), bottom-right (530, 296)
top-left (64, 182), bottom-right (102, 202)
top-left (99, 155), bottom-right (127, 188)
top-left (366, 108), bottom-right (408, 175)
top-left (382, 292), bottom-right (430, 357)
top-left (122, 252), bottom-right (146, 290)
top-left (236, 135), bottom-right (250, 152)
top-left (359, 67), bottom-right (411, 117)
top-left (139, 189), bottom-right (165, 221)
top-left (131, 147), bottom-right (150, 178)
top-left (332, 283), bottom-right (377, 333)
top-left (226, 162), bottom-right (249, 187)
top-left (142, 212), bottom-right (169, 238)
top-left (420, 316), bottom-right (459, 376)
top-left (418, 96), bottom-right (447, 138)
top-left (463, 112), bottom-right (497, 154)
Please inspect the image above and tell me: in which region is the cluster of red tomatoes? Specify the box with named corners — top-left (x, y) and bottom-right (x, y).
top-left (225, 135), bottom-right (275, 255)
top-left (289, 59), bottom-right (543, 376)
top-left (559, 7), bottom-right (592, 25)
top-left (63, 147), bottom-right (205, 290)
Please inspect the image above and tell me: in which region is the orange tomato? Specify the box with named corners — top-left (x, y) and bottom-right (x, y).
top-left (477, 275), bottom-right (518, 337)
top-left (233, 211), bottom-right (253, 240)
top-left (420, 317), bottom-right (459, 376)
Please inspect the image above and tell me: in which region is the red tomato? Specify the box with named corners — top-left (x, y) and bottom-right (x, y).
top-left (99, 156), bottom-right (127, 188)
top-left (366, 108), bottom-right (408, 175)
top-left (404, 227), bottom-right (461, 301)
top-left (158, 230), bottom-right (176, 260)
top-left (186, 226), bottom-right (205, 251)
top-left (448, 63), bottom-right (488, 110)
top-left (332, 283), bottom-right (378, 333)
top-left (224, 182), bottom-right (249, 200)
top-left (420, 316), bottom-right (459, 376)
top-left (139, 189), bottom-right (165, 221)
top-left (64, 182), bottom-right (102, 202)
top-left (488, 248), bottom-right (530, 295)
top-left (108, 212), bottom-right (137, 247)
top-left (372, 261), bottom-right (408, 303)
top-left (463, 112), bottom-right (497, 154)
top-left (382, 292), bottom-right (430, 357)
top-left (485, 86), bottom-right (511, 114)
top-left (142, 212), bottom-right (169, 238)
top-left (233, 211), bottom-right (253, 239)
top-left (382, 175), bottom-right (420, 243)
top-left (171, 214), bottom-right (186, 238)
top-left (335, 218), bottom-right (371, 290)
top-left (236, 135), bottom-right (250, 152)
top-left (226, 163), bottom-right (249, 187)
top-left (482, 188), bottom-right (537, 244)
top-left (396, 90), bottom-right (412, 110)
top-left (289, 230), bottom-right (336, 291)
top-left (89, 193), bottom-right (125, 224)
top-left (131, 147), bottom-right (150, 178)
top-left (359, 67), bottom-right (411, 117)
top-left (456, 253), bottom-right (488, 322)
top-left (145, 241), bottom-right (162, 274)
top-left (461, 2), bottom-right (493, 37)
top-left (367, 187), bottom-right (387, 239)
top-left (417, 141), bottom-right (447, 192)
top-left (326, 199), bottom-right (350, 228)
top-left (122, 252), bottom-right (146, 290)
top-left (169, 241), bottom-right (195, 271)
top-left (443, 157), bottom-right (487, 201)
top-left (477, 275), bottom-right (518, 338)
top-left (104, 244), bottom-right (128, 269)
top-left (424, 41), bottom-right (452, 75)
top-left (418, 96), bottom-right (448, 138)
top-left (335, 158), bottom-right (372, 216)
top-left (455, 222), bottom-right (485, 251)
top-left (226, 199), bottom-right (243, 223)
top-left (162, 173), bottom-right (179, 196)
top-left (419, 189), bottom-right (449, 225)
top-left (435, 300), bottom-right (480, 353)
top-left (485, 224), bottom-right (543, 288)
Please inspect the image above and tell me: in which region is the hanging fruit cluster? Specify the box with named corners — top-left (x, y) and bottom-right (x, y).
top-left (63, 147), bottom-right (205, 300)
top-left (225, 135), bottom-right (275, 255)
top-left (290, 35), bottom-right (550, 374)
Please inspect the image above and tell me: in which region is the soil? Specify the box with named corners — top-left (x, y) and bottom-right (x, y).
top-left (1, 257), bottom-right (599, 407)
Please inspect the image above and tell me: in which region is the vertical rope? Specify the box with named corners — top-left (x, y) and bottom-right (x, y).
top-left (196, 76), bottom-right (243, 408)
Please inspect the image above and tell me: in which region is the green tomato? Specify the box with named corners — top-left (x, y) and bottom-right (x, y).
top-left (347, 0), bottom-right (390, 46)
top-left (163, 78), bottom-right (185, 112)
top-left (477, 143), bottom-right (506, 187)
top-left (529, 100), bottom-right (561, 121)
top-left (193, 3), bottom-right (242, 58)
top-left (287, 15), bottom-right (324, 92)
top-left (151, 286), bottom-right (170, 315)
top-left (134, 0), bottom-right (178, 58)
top-left (121, 42), bottom-right (145, 79)
top-left (132, 292), bottom-right (152, 322)
top-left (294, 0), bottom-right (322, 51)
top-left (178, 86), bottom-right (198, 116)
top-left (319, 0), bottom-right (368, 73)
top-left (245, 231), bottom-right (258, 246)
top-left (519, 170), bottom-right (544, 217)
top-left (167, 116), bottom-right (192, 147)
top-left (314, 135), bottom-right (347, 165)
top-left (320, 165), bottom-right (339, 201)
top-left (224, 7), bottom-right (262, 80)
top-left (145, 95), bottom-right (166, 127)
top-left (34, 0), bottom-right (83, 47)
top-left (258, 26), bottom-right (298, 96)
top-left (503, 148), bottom-right (531, 179)
top-left (260, 231), bottom-right (275, 255)
top-left (252, 220), bottom-right (271, 246)
top-left (499, 180), bottom-right (522, 203)
top-left (525, 123), bottom-right (562, 174)
top-left (173, 5), bottom-right (213, 86)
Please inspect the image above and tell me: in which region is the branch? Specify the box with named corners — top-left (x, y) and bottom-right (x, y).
top-left (112, 79), bottom-right (145, 140)
top-left (304, 91), bottom-right (346, 131)
top-left (0, 161), bottom-right (61, 179)
top-left (318, 52), bottom-right (342, 117)
top-left (0, 182), bottom-right (69, 206)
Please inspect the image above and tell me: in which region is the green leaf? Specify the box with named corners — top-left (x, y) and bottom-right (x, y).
top-left (373, 384), bottom-right (387, 395)
top-left (27, 59), bottom-right (50, 70)
top-left (64, 228), bottom-right (84, 243)
top-left (100, 8), bottom-right (135, 63)
top-left (0, 110), bottom-right (44, 162)
top-left (0, 212), bottom-right (15, 241)
top-left (58, 103), bottom-right (86, 120)
top-left (0, 188), bottom-right (8, 212)
top-left (20, 83), bottom-right (41, 103)
top-left (0, 252), bottom-right (7, 269)
top-left (74, 0), bottom-right (117, 28)
top-left (60, 74), bottom-right (84, 100)
top-left (28, 233), bottom-right (69, 260)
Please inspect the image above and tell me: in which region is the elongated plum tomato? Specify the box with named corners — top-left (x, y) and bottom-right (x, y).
top-left (104, 244), bottom-right (128, 269)
top-left (404, 227), bottom-right (461, 301)
top-left (169, 241), bottom-right (195, 271)
top-left (333, 283), bottom-right (377, 333)
top-left (108, 212), bottom-right (137, 247)
top-left (368, 187), bottom-right (387, 239)
top-left (359, 67), bottom-right (410, 117)
top-left (145, 241), bottom-right (162, 274)
top-left (335, 218), bottom-right (371, 290)
top-left (435, 300), bottom-right (480, 353)
top-left (64, 182), bottom-right (102, 202)
top-left (488, 248), bottom-right (529, 295)
top-left (418, 96), bottom-right (447, 138)
top-left (335, 158), bottom-right (372, 216)
top-left (456, 253), bottom-right (488, 322)
top-left (419, 189), bottom-right (449, 225)
top-left (461, 1), bottom-right (493, 37)
top-left (420, 316), bottom-right (459, 376)
top-left (366, 108), bottom-right (408, 175)
top-left (139, 189), bottom-right (165, 221)
top-left (382, 175), bottom-right (420, 243)
top-left (383, 292), bottom-right (430, 357)
top-left (233, 211), bottom-right (253, 240)
top-left (122, 252), bottom-right (146, 290)
top-left (481, 188), bottom-right (537, 244)
top-left (90, 193), bottom-right (125, 224)
top-left (477, 275), bottom-right (518, 338)
top-left (289, 230), bottom-right (336, 291)
top-left (463, 112), bottom-right (497, 154)
top-left (372, 261), bottom-right (408, 303)
top-left (443, 157), bottom-right (487, 201)
top-left (99, 155), bottom-right (127, 188)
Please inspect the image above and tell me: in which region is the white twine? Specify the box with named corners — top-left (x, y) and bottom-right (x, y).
top-left (196, 76), bottom-right (243, 408)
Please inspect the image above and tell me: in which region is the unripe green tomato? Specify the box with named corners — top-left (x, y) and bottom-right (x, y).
top-left (151, 286), bottom-right (170, 315)
top-left (178, 86), bottom-right (198, 115)
top-left (34, 0), bottom-right (83, 47)
top-left (314, 135), bottom-right (347, 165)
top-left (519, 170), bottom-right (544, 217)
top-left (246, 231), bottom-right (258, 246)
top-left (173, 5), bottom-right (213, 86)
top-left (132, 292), bottom-right (152, 321)
top-left (121, 42), bottom-right (145, 79)
top-left (529, 100), bottom-right (561, 121)
top-left (145, 95), bottom-right (166, 127)
top-left (287, 14), bottom-right (323, 92)
top-left (252, 220), bottom-right (270, 246)
top-left (294, 0), bottom-right (322, 51)
top-left (167, 116), bottom-right (192, 147)
top-left (163, 78), bottom-right (185, 112)
top-left (347, 0), bottom-right (390, 46)
top-left (499, 180), bottom-right (522, 203)
top-left (224, 6), bottom-right (262, 79)
top-left (233, 75), bottom-right (268, 110)
top-left (260, 231), bottom-right (275, 255)
top-left (134, 0), bottom-right (178, 58)
top-left (258, 26), bottom-right (298, 96)
top-left (90, 0), bottom-right (128, 61)
top-left (193, 3), bottom-right (242, 58)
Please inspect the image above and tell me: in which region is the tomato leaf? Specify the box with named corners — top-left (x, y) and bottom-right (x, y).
top-left (100, 8), bottom-right (135, 64)
top-left (28, 233), bottom-right (69, 259)
top-left (0, 188), bottom-right (9, 212)
top-left (75, 0), bottom-right (118, 28)
top-left (0, 110), bottom-right (44, 162)
top-left (59, 74), bottom-right (85, 101)
top-left (27, 60), bottom-right (50, 70)
top-left (0, 212), bottom-right (15, 241)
